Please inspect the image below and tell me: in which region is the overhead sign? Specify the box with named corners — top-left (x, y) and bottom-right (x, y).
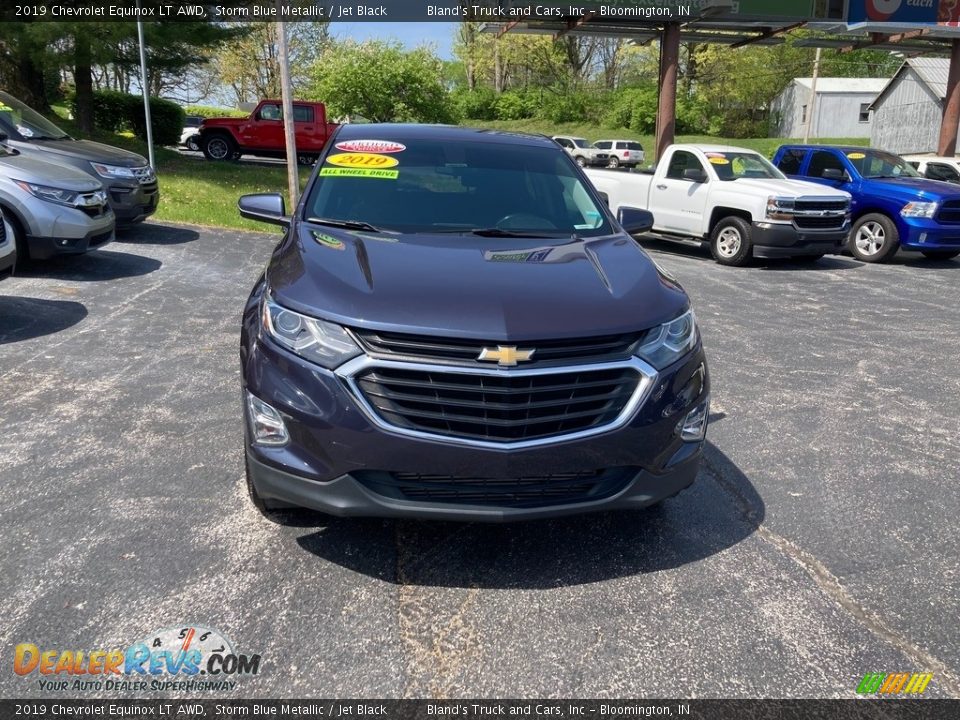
top-left (847, 0), bottom-right (960, 24)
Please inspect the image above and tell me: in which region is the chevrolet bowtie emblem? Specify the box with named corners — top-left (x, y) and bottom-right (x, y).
top-left (478, 345), bottom-right (536, 366)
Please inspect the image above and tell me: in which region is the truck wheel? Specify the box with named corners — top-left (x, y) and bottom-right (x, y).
top-left (850, 213), bottom-right (899, 262)
top-left (574, 156), bottom-right (587, 167)
top-left (607, 157), bottom-right (621, 169)
top-left (920, 250), bottom-right (960, 260)
top-left (710, 216), bottom-right (753, 266)
top-left (297, 154), bottom-right (317, 167)
top-left (202, 133), bottom-right (236, 161)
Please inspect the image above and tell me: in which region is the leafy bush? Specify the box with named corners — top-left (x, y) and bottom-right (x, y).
top-left (185, 105), bottom-right (247, 119)
top-left (452, 87), bottom-right (498, 121)
top-left (70, 90), bottom-right (185, 145)
top-left (539, 89), bottom-right (606, 125)
top-left (495, 90), bottom-right (537, 121)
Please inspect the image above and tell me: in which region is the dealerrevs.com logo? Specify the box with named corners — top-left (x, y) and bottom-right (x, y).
top-left (13, 625), bottom-right (261, 693)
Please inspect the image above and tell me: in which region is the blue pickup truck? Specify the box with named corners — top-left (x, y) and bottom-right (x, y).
top-left (772, 145), bottom-right (960, 262)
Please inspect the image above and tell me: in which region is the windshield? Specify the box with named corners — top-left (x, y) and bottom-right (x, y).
top-left (0, 91), bottom-right (70, 140)
top-left (304, 137), bottom-right (612, 237)
top-left (571, 138), bottom-right (590, 148)
top-left (845, 149), bottom-right (921, 179)
top-left (707, 151), bottom-right (786, 181)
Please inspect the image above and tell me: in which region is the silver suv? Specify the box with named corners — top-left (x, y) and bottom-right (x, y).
top-left (0, 142), bottom-right (115, 261)
top-left (552, 136), bottom-right (610, 167)
top-left (593, 140), bottom-right (645, 168)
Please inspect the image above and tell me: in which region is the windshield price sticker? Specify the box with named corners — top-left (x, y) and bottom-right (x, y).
top-left (334, 139), bottom-right (406, 154)
top-left (847, 152), bottom-right (866, 160)
top-left (326, 153), bottom-right (399, 169)
top-left (708, 157), bottom-right (730, 165)
top-left (319, 167), bottom-right (399, 180)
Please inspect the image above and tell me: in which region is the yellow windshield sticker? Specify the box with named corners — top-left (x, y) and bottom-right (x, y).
top-left (325, 152), bottom-right (399, 169)
top-left (847, 152), bottom-right (866, 160)
top-left (319, 167), bottom-right (398, 180)
top-left (708, 157), bottom-right (730, 165)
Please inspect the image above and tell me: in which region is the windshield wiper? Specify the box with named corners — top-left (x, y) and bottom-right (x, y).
top-left (460, 228), bottom-right (561, 238)
top-left (305, 217), bottom-right (385, 233)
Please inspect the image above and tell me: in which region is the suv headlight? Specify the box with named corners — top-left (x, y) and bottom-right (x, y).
top-left (766, 196), bottom-right (796, 220)
top-left (14, 180), bottom-right (81, 207)
top-left (635, 310), bottom-right (699, 370)
top-left (261, 296), bottom-right (361, 369)
top-left (901, 201), bottom-right (938, 219)
top-left (91, 162), bottom-right (148, 180)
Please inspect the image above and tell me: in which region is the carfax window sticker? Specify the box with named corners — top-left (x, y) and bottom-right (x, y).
top-left (334, 139), bottom-right (406, 153)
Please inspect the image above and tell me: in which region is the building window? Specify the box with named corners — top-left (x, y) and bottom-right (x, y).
top-left (802, 105), bottom-right (808, 122)
top-left (859, 103), bottom-right (870, 123)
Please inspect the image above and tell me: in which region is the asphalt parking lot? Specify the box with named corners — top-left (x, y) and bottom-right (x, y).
top-left (1, 225), bottom-right (958, 699)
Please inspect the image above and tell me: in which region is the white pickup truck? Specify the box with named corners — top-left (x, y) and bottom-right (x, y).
top-left (586, 144), bottom-right (852, 266)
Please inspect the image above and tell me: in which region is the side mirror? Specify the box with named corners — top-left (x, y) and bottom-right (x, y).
top-left (238, 193), bottom-right (290, 227)
top-left (822, 168), bottom-right (844, 181)
top-left (618, 206), bottom-right (654, 235)
top-left (597, 191), bottom-right (610, 207)
top-left (683, 168), bottom-right (708, 183)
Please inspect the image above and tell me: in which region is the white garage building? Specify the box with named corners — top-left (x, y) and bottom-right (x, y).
top-left (770, 77), bottom-right (887, 140)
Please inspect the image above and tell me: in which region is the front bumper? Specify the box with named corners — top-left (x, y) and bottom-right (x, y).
top-left (241, 322), bottom-right (709, 521)
top-left (105, 179), bottom-right (159, 224)
top-left (25, 208), bottom-right (116, 260)
top-left (899, 217), bottom-right (960, 250)
top-left (750, 220), bottom-right (849, 258)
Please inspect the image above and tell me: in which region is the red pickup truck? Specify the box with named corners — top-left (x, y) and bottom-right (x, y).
top-left (198, 100), bottom-right (339, 165)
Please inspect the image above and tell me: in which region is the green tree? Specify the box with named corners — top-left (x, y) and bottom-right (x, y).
top-left (307, 41), bottom-right (453, 123)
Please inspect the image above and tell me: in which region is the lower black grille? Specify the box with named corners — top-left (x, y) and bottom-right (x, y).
top-left (795, 216), bottom-right (846, 230)
top-left (937, 200), bottom-right (960, 223)
top-left (355, 365), bottom-right (639, 443)
top-left (89, 231), bottom-right (112, 248)
top-left (356, 468), bottom-right (635, 508)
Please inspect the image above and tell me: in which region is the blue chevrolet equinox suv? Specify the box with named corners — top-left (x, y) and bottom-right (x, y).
top-left (237, 125), bottom-right (710, 521)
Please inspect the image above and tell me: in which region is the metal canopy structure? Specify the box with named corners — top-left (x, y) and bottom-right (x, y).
top-left (482, 5), bottom-right (960, 159)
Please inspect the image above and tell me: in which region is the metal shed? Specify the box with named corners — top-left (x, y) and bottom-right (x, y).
top-left (770, 78), bottom-right (888, 139)
top-left (870, 58), bottom-right (956, 154)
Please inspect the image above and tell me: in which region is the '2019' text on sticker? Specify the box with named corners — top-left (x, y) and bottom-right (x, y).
top-left (325, 153), bottom-right (399, 169)
top-left (319, 167), bottom-right (399, 180)
top-left (334, 140), bottom-right (406, 154)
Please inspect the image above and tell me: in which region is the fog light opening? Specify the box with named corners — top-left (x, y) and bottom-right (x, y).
top-left (679, 397), bottom-right (710, 442)
top-left (245, 392), bottom-right (289, 446)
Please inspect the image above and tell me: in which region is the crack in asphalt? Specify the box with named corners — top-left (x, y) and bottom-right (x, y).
top-left (702, 450), bottom-right (960, 698)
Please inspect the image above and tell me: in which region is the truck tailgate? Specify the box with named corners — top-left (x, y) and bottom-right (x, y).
top-left (584, 169), bottom-right (655, 213)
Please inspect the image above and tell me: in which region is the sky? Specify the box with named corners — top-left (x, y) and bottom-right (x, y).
top-left (330, 22), bottom-right (459, 59)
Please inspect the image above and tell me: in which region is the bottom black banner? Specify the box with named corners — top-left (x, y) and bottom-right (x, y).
top-left (1, 700), bottom-right (957, 720)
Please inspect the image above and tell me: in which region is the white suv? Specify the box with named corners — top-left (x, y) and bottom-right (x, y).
top-left (593, 139), bottom-right (645, 169)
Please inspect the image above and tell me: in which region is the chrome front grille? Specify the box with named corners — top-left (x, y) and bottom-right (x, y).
top-left (338, 356), bottom-right (655, 449)
top-left (132, 166), bottom-right (156, 186)
top-left (352, 328), bottom-right (642, 367)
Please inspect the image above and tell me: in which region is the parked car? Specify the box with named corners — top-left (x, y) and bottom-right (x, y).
top-left (198, 100), bottom-right (339, 165)
top-left (593, 139), bottom-right (646, 168)
top-left (586, 144), bottom-right (851, 266)
top-left (902, 155), bottom-right (960, 185)
top-left (774, 144), bottom-right (960, 262)
top-left (180, 115), bottom-right (203, 151)
top-left (0, 140), bottom-right (114, 260)
top-left (0, 91), bottom-right (158, 225)
top-left (551, 136), bottom-right (610, 167)
top-left (0, 208), bottom-right (15, 274)
top-left (236, 124), bottom-right (710, 521)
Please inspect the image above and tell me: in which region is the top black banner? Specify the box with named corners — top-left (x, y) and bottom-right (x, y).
top-left (0, 0), bottom-right (900, 24)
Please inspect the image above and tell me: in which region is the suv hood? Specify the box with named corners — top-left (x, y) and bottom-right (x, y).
top-left (731, 177), bottom-right (850, 198)
top-left (267, 226), bottom-right (689, 340)
top-left (16, 138), bottom-right (148, 167)
top-left (0, 151), bottom-right (103, 192)
top-left (860, 176), bottom-right (960, 202)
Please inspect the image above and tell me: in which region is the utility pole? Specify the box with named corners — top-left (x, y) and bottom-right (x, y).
top-left (803, 47), bottom-right (822, 144)
top-left (276, 21), bottom-right (299, 208)
top-left (136, 11), bottom-right (154, 169)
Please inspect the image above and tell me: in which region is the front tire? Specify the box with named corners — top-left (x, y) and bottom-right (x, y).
top-left (4, 213), bottom-right (29, 264)
top-left (710, 216), bottom-right (753, 266)
top-left (201, 133), bottom-right (237, 162)
top-left (575, 155), bottom-right (587, 167)
top-left (850, 213), bottom-right (899, 262)
top-left (920, 249), bottom-right (960, 260)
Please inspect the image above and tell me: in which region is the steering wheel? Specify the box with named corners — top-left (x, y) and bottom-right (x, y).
top-left (495, 213), bottom-right (558, 230)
